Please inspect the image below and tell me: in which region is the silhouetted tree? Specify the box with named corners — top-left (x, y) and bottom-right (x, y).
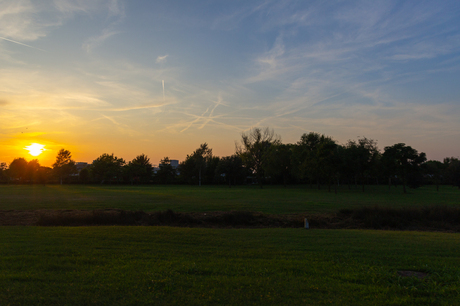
top-left (316, 136), bottom-right (339, 192)
top-left (216, 155), bottom-right (247, 187)
top-left (382, 143), bottom-right (426, 193)
top-left (424, 160), bottom-right (444, 191)
top-left (156, 157), bottom-right (177, 184)
top-left (37, 166), bottom-right (52, 184)
top-left (205, 156), bottom-right (220, 184)
top-left (0, 162), bottom-right (8, 183)
top-left (79, 168), bottom-right (90, 184)
top-left (53, 149), bottom-right (77, 184)
top-left (295, 132), bottom-right (335, 189)
top-left (180, 143), bottom-right (213, 186)
top-left (344, 137), bottom-right (379, 192)
top-left (264, 143), bottom-right (294, 187)
top-left (26, 159), bottom-right (41, 183)
top-left (126, 154), bottom-right (153, 184)
top-left (444, 157), bottom-right (460, 188)
top-left (91, 153), bottom-right (126, 184)
top-left (237, 127), bottom-right (281, 188)
top-left (8, 158), bottom-right (28, 183)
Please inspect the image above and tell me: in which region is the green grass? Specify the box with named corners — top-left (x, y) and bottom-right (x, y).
top-left (2, 185), bottom-right (459, 304)
top-left (0, 184), bottom-right (459, 214)
top-left (1, 227), bottom-right (459, 305)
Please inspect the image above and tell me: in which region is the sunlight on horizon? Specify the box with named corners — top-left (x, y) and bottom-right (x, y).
top-left (25, 143), bottom-right (46, 157)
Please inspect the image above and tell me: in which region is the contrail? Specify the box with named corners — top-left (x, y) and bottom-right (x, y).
top-left (162, 80), bottom-right (165, 101)
top-left (0, 37), bottom-right (46, 52)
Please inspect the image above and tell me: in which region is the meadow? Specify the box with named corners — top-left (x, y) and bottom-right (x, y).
top-left (1, 227), bottom-right (459, 305)
top-left (1, 184), bottom-right (459, 213)
top-left (1, 184), bottom-right (459, 305)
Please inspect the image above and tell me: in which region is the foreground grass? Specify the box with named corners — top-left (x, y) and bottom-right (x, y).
top-left (1, 227), bottom-right (459, 305)
top-left (1, 184), bottom-right (459, 213)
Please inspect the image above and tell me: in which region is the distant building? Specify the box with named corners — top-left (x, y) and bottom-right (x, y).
top-left (76, 162), bottom-right (89, 172)
top-left (152, 159), bottom-right (179, 174)
top-left (170, 160), bottom-right (179, 169)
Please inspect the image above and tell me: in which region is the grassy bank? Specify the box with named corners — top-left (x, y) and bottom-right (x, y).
top-left (1, 227), bottom-right (459, 305)
top-left (1, 184), bottom-right (459, 213)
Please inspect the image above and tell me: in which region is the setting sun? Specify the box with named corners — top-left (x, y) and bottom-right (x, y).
top-left (25, 143), bottom-right (46, 156)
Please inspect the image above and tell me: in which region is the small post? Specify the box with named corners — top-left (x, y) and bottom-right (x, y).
top-left (304, 218), bottom-right (309, 229)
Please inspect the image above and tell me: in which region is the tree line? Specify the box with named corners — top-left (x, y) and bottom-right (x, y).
top-left (1, 128), bottom-right (459, 192)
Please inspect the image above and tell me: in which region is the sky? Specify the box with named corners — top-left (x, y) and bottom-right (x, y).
top-left (1, 0), bottom-right (460, 167)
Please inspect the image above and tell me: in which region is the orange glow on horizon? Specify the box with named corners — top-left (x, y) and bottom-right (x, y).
top-left (25, 143), bottom-right (46, 157)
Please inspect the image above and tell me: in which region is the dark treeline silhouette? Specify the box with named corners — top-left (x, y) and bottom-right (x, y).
top-left (1, 127), bottom-right (459, 192)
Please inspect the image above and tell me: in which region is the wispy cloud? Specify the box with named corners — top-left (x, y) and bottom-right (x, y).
top-left (107, 0), bottom-right (124, 18)
top-left (0, 1), bottom-right (49, 41)
top-left (81, 0), bottom-right (125, 53)
top-left (156, 55), bottom-right (169, 63)
top-left (0, 36), bottom-right (46, 51)
top-left (82, 27), bottom-right (121, 53)
top-left (110, 99), bottom-right (177, 112)
top-left (0, 0), bottom-right (124, 44)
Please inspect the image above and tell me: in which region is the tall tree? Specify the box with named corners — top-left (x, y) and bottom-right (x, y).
top-left (316, 136), bottom-right (339, 192)
top-left (180, 143), bottom-right (213, 186)
top-left (8, 157), bottom-right (28, 183)
top-left (216, 155), bottom-right (247, 187)
top-left (424, 160), bottom-right (444, 191)
top-left (264, 143), bottom-right (294, 187)
top-left (37, 166), bottom-right (52, 185)
top-left (26, 159), bottom-right (41, 183)
top-left (295, 132), bottom-right (336, 190)
top-left (91, 153), bottom-right (126, 184)
top-left (155, 157), bottom-right (177, 184)
top-left (444, 157), bottom-right (460, 189)
top-left (79, 168), bottom-right (90, 184)
top-left (0, 162), bottom-right (7, 183)
top-left (382, 143), bottom-right (426, 193)
top-left (126, 154), bottom-right (153, 184)
top-left (53, 149), bottom-right (77, 184)
top-left (344, 137), bottom-right (379, 192)
top-left (237, 127), bottom-right (281, 188)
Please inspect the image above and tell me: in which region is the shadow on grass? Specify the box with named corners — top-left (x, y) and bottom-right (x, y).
top-left (31, 206), bottom-right (460, 231)
top-left (35, 209), bottom-right (302, 228)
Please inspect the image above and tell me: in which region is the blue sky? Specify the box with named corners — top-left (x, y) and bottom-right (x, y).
top-left (1, 0), bottom-right (459, 165)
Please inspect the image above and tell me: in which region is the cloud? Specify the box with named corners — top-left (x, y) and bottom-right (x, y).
top-left (0, 0), bottom-right (49, 41)
top-left (110, 99), bottom-right (177, 112)
top-left (0, 36), bottom-right (46, 51)
top-left (81, 0), bottom-right (125, 53)
top-left (82, 27), bottom-right (121, 53)
top-left (107, 0), bottom-right (124, 18)
top-left (53, 0), bottom-right (124, 17)
top-left (0, 99), bottom-right (8, 106)
top-left (156, 55), bottom-right (169, 63)
top-left (211, 1), bottom-right (269, 30)
top-left (0, 0), bottom-right (124, 44)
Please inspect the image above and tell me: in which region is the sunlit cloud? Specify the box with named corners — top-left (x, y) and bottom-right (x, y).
top-left (110, 98), bottom-right (177, 112)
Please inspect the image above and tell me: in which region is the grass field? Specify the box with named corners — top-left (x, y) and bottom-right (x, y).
top-left (1, 185), bottom-right (459, 305)
top-left (1, 184), bottom-right (459, 213)
top-left (1, 227), bottom-right (459, 305)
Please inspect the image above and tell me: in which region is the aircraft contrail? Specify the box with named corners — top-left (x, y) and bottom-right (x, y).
top-left (162, 80), bottom-right (165, 101)
top-left (0, 37), bottom-right (46, 52)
